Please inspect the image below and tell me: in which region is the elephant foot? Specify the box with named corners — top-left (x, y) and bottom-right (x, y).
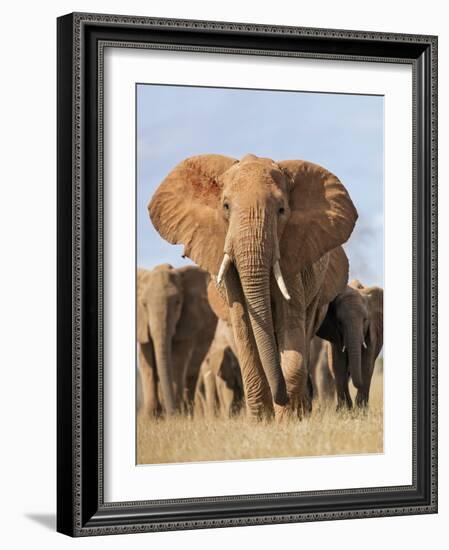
top-left (244, 395), bottom-right (274, 421)
top-left (273, 403), bottom-right (292, 422)
top-left (272, 402), bottom-right (311, 423)
top-left (246, 406), bottom-right (274, 422)
top-left (276, 391), bottom-right (313, 421)
top-left (138, 405), bottom-right (162, 420)
top-left (180, 401), bottom-right (195, 417)
top-left (301, 394), bottom-right (313, 417)
top-left (355, 392), bottom-right (369, 408)
top-left (336, 398), bottom-right (352, 412)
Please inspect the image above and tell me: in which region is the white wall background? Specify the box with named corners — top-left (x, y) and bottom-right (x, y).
top-left (0, 0), bottom-right (445, 548)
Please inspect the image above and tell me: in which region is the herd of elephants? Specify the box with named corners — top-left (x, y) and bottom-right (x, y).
top-left (137, 153), bottom-right (383, 421)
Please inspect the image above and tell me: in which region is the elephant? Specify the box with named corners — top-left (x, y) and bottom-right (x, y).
top-left (194, 318), bottom-right (244, 418)
top-left (317, 280), bottom-right (383, 408)
top-left (149, 153), bottom-right (358, 420)
top-left (137, 263), bottom-right (217, 416)
top-left (309, 336), bottom-right (335, 403)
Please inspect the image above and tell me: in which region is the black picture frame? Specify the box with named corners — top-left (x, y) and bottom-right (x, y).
top-left (57, 12), bottom-right (438, 537)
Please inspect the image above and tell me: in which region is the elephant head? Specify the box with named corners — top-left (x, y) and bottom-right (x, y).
top-left (137, 264), bottom-right (184, 415)
top-left (149, 154), bottom-right (357, 410)
top-left (318, 280), bottom-right (383, 406)
top-left (349, 281), bottom-right (383, 406)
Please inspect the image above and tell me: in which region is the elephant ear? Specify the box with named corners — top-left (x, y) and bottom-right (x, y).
top-left (207, 282), bottom-right (231, 323)
top-left (277, 160), bottom-right (358, 276)
top-left (349, 279), bottom-right (365, 290)
top-left (149, 155), bottom-right (237, 275)
top-left (318, 246), bottom-right (349, 309)
top-left (313, 247), bottom-right (349, 342)
top-left (136, 268), bottom-right (150, 344)
top-left (176, 266), bottom-right (217, 339)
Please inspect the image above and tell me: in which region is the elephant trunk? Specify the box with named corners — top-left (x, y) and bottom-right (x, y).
top-left (232, 214), bottom-right (288, 407)
top-left (150, 318), bottom-right (176, 415)
top-left (344, 326), bottom-right (363, 390)
top-left (239, 269), bottom-right (288, 406)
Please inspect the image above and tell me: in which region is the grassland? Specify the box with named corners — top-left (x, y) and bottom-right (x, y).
top-left (137, 371), bottom-right (383, 465)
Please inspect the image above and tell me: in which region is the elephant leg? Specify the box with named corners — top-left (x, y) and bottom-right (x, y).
top-left (318, 345), bottom-right (336, 403)
top-left (226, 271), bottom-right (273, 420)
top-left (216, 375), bottom-right (235, 418)
top-left (193, 369), bottom-right (206, 417)
top-left (208, 343), bottom-right (229, 417)
top-left (320, 363), bottom-right (336, 402)
top-left (193, 360), bottom-right (218, 417)
top-left (230, 308), bottom-right (273, 419)
top-left (184, 344), bottom-right (207, 407)
top-left (328, 344), bottom-right (352, 410)
top-left (203, 366), bottom-right (218, 417)
top-left (355, 353), bottom-right (374, 407)
top-left (172, 341), bottom-right (194, 414)
top-left (355, 388), bottom-right (369, 408)
top-left (138, 341), bottom-right (160, 417)
top-left (280, 327), bottom-right (310, 418)
top-left (309, 340), bottom-right (334, 404)
top-left (335, 373), bottom-right (352, 410)
top-left (308, 358), bottom-right (319, 402)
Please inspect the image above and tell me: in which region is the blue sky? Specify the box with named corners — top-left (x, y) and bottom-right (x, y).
top-left (137, 84), bottom-right (384, 287)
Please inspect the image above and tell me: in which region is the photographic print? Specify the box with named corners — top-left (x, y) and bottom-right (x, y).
top-left (57, 14), bottom-right (437, 534)
top-left (136, 84), bottom-right (384, 465)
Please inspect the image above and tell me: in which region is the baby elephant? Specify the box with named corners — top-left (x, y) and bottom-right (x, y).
top-left (137, 264), bottom-right (217, 417)
top-left (194, 319), bottom-right (244, 418)
top-left (317, 280), bottom-right (383, 408)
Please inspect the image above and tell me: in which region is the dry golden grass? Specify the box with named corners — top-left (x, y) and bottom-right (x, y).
top-left (137, 371), bottom-right (383, 465)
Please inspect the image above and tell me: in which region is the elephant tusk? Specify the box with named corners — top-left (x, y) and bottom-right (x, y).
top-left (273, 261), bottom-right (291, 301)
top-left (217, 253), bottom-right (232, 285)
top-left (362, 341), bottom-right (368, 349)
top-left (342, 345), bottom-right (346, 353)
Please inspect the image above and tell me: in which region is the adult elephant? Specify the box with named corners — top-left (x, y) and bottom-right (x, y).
top-left (149, 154), bottom-right (357, 419)
top-left (137, 264), bottom-right (217, 417)
top-left (194, 318), bottom-right (244, 418)
top-left (309, 336), bottom-right (335, 404)
top-left (317, 280), bottom-right (383, 408)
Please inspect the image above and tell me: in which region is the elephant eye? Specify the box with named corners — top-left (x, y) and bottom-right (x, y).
top-left (278, 207), bottom-right (285, 215)
top-left (223, 202), bottom-right (230, 211)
